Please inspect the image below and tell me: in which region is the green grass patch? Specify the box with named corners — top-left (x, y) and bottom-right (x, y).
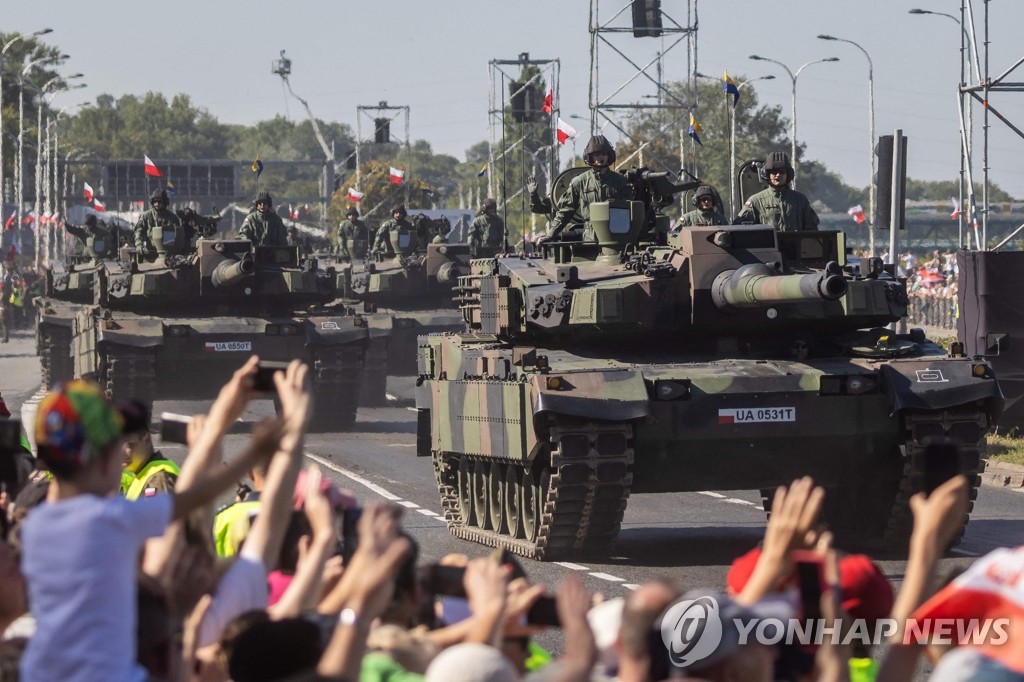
top-left (987, 432), bottom-right (1024, 467)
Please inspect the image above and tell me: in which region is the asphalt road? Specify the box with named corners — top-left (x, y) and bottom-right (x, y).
top-left (5, 332), bottom-right (1024, 659)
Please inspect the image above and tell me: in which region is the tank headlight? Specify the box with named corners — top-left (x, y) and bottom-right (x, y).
top-left (279, 324), bottom-right (298, 335)
top-left (972, 364), bottom-right (989, 378)
top-left (845, 376), bottom-right (876, 395)
top-left (546, 376), bottom-right (563, 390)
top-left (167, 324), bottom-right (191, 337)
top-left (653, 379), bottom-right (691, 401)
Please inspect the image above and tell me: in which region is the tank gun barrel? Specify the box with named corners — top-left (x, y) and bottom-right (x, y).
top-left (211, 252), bottom-right (255, 288)
top-left (712, 263), bottom-right (847, 310)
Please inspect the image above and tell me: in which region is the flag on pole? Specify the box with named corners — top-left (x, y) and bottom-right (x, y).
top-left (288, 204), bottom-right (299, 220)
top-left (144, 155), bottom-right (162, 177)
top-left (476, 165), bottom-right (488, 177)
top-left (22, 213), bottom-right (35, 225)
top-left (950, 196), bottom-right (962, 220)
top-left (542, 88), bottom-right (553, 114)
top-left (687, 114), bottom-right (703, 146)
top-left (556, 117), bottom-right (576, 145)
top-left (94, 199), bottom-right (106, 212)
top-left (847, 205), bottom-right (866, 224)
top-left (251, 156), bottom-right (264, 178)
top-left (4, 214), bottom-right (14, 230)
top-left (83, 181), bottom-right (94, 202)
top-left (347, 188), bottom-right (364, 202)
top-left (389, 167), bottom-right (405, 184)
top-left (165, 180), bottom-right (176, 196)
top-left (723, 71), bottom-right (740, 108)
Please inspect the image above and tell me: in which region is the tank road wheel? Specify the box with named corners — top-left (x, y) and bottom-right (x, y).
top-left (521, 467), bottom-right (541, 543)
top-left (38, 322), bottom-right (74, 390)
top-left (487, 462), bottom-right (505, 534)
top-left (471, 461), bottom-right (490, 530)
top-left (358, 338), bottom-right (389, 407)
top-left (502, 463), bottom-right (522, 539)
top-left (456, 459), bottom-right (475, 525)
top-left (101, 344), bottom-right (156, 415)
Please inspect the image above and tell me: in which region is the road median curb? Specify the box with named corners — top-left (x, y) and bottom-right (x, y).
top-left (981, 460), bottom-right (1024, 490)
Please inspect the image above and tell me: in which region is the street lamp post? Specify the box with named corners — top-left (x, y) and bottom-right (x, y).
top-left (34, 76), bottom-right (82, 266)
top-left (0, 28), bottom-right (51, 210)
top-left (818, 34), bottom-right (876, 256)
top-left (749, 55), bottom-right (839, 191)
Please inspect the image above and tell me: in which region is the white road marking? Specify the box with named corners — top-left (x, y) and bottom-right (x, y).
top-left (698, 491), bottom-right (727, 498)
top-left (398, 500), bottom-right (420, 508)
top-left (405, 407), bottom-right (419, 412)
top-left (724, 498), bottom-right (758, 507)
top-left (417, 509), bottom-right (441, 517)
top-left (623, 584), bottom-right (640, 591)
top-left (387, 444), bottom-right (416, 447)
top-left (305, 452), bottom-right (401, 501)
top-left (386, 393), bottom-right (398, 401)
top-left (554, 562), bottom-right (590, 571)
top-left (589, 572), bottom-right (626, 582)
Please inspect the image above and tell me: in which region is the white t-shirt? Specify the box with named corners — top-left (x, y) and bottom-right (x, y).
top-left (20, 493), bottom-right (173, 682)
top-left (196, 548), bottom-right (269, 648)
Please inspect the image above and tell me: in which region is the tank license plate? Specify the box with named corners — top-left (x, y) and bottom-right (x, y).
top-left (718, 407), bottom-right (795, 424)
top-left (204, 341), bottom-right (253, 352)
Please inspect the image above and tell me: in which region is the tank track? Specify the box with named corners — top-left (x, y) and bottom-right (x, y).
top-left (759, 408), bottom-right (987, 553)
top-left (434, 419), bottom-right (634, 560)
top-left (38, 323), bottom-right (75, 391)
top-left (102, 345), bottom-right (157, 412)
top-left (358, 338), bottom-right (390, 407)
top-left (308, 345), bottom-right (364, 432)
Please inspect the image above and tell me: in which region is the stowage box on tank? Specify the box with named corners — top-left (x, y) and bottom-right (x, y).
top-left (414, 169), bottom-right (1003, 560)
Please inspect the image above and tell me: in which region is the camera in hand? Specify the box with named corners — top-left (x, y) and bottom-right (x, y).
top-left (159, 413), bottom-right (192, 445)
top-left (253, 361), bottom-right (290, 393)
top-left (339, 507), bottom-right (363, 563)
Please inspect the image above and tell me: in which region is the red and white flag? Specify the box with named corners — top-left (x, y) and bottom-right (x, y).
top-left (41, 211), bottom-right (52, 225)
top-left (542, 88), bottom-right (553, 114)
top-left (347, 188), bottom-right (364, 203)
top-left (556, 118), bottom-right (576, 145)
top-left (389, 167), bottom-right (405, 185)
top-left (3, 214), bottom-right (14, 230)
top-left (288, 205), bottom-right (299, 220)
top-left (83, 181), bottom-right (94, 202)
top-left (93, 199), bottom-right (106, 212)
top-left (950, 196), bottom-right (962, 220)
top-left (847, 205), bottom-right (866, 224)
top-left (144, 154), bottom-right (162, 177)
top-left (911, 545), bottom-right (1024, 673)
top-left (22, 212), bottom-right (35, 225)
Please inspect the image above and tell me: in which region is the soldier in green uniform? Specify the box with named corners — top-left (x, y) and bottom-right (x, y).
top-left (337, 207), bottom-right (371, 260)
top-left (371, 204), bottom-right (417, 257)
top-left (133, 189), bottom-right (181, 258)
top-left (239, 191), bottom-right (290, 247)
top-left (469, 197), bottom-right (505, 250)
top-left (65, 214), bottom-right (115, 259)
top-left (737, 151), bottom-right (819, 231)
top-left (547, 135), bottom-right (631, 242)
top-left (676, 185), bottom-right (728, 228)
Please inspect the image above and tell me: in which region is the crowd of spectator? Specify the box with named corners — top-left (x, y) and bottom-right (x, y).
top-left (851, 247), bottom-right (961, 330)
top-left (0, 357), bottom-right (1021, 681)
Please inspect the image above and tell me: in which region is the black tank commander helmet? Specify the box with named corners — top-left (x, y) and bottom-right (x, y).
top-left (391, 204), bottom-right (407, 219)
top-left (763, 151), bottom-right (794, 182)
top-left (150, 188), bottom-right (169, 205)
top-left (691, 184), bottom-right (716, 207)
top-left (346, 207), bottom-right (359, 218)
top-left (583, 135), bottom-right (616, 168)
top-left (254, 191), bottom-right (273, 208)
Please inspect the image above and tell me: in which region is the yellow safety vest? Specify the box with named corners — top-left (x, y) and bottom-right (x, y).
top-left (213, 499), bottom-right (261, 557)
top-left (122, 458), bottom-right (181, 500)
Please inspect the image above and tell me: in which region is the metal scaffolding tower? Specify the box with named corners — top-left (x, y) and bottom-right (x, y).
top-left (588, 0), bottom-right (698, 173)
top-left (486, 53), bottom-right (561, 214)
top-left (355, 101), bottom-right (411, 216)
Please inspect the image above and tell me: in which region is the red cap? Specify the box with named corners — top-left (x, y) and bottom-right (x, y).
top-left (725, 548), bottom-right (893, 621)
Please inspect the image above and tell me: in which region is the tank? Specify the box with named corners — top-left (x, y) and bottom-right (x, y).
top-left (37, 213), bottom-right (370, 431)
top-left (335, 214), bottom-right (482, 405)
top-left (414, 167), bottom-right (1003, 560)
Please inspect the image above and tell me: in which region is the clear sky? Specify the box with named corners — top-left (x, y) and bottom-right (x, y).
top-left (7, 0), bottom-right (1024, 198)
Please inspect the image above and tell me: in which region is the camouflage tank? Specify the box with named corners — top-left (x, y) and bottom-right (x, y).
top-left (414, 167), bottom-right (1003, 559)
top-left (334, 214), bottom-right (481, 405)
top-left (36, 211), bottom-right (369, 431)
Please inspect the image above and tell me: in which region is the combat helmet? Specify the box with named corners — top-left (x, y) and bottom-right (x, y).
top-left (346, 207), bottom-right (360, 218)
top-left (583, 135), bottom-right (616, 168)
top-left (150, 188), bottom-right (169, 205)
top-left (391, 204), bottom-right (407, 219)
top-left (763, 151), bottom-right (794, 182)
top-left (692, 184), bottom-right (716, 207)
top-left (254, 191), bottom-right (273, 208)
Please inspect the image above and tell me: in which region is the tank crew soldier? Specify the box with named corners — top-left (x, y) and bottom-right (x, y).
top-left (337, 206), bottom-right (371, 260)
top-left (65, 214), bottom-right (114, 259)
top-left (737, 151), bottom-right (819, 232)
top-left (371, 204), bottom-right (417, 257)
top-left (527, 175), bottom-right (553, 217)
top-left (547, 135), bottom-right (630, 242)
top-left (133, 188), bottom-right (181, 258)
top-left (239, 191), bottom-right (290, 247)
top-left (117, 400), bottom-right (180, 500)
top-left (676, 185), bottom-right (728, 228)
top-left (469, 197), bottom-right (505, 250)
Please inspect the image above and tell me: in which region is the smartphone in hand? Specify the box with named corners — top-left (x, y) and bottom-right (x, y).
top-left (252, 361), bottom-right (290, 393)
top-left (922, 439), bottom-right (961, 494)
top-left (159, 413), bottom-right (192, 445)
